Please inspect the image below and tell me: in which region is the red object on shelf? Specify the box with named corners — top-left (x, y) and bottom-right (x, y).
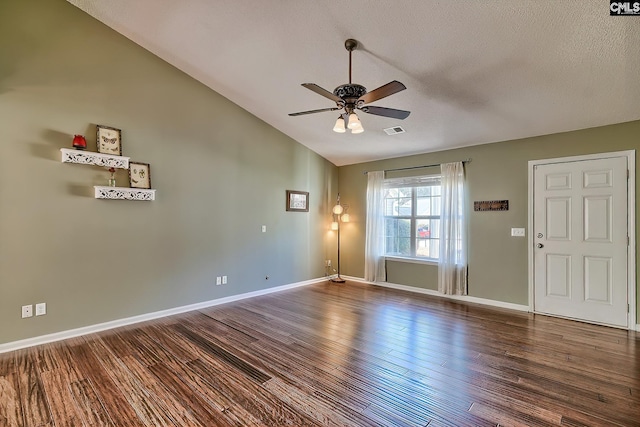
top-left (72, 134), bottom-right (87, 150)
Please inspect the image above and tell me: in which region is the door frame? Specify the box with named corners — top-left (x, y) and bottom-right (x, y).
top-left (527, 150), bottom-right (636, 330)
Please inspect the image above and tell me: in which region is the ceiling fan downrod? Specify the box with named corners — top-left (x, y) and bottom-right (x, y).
top-left (345, 38), bottom-right (358, 84)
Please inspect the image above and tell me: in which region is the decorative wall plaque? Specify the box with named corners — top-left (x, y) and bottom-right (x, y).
top-left (474, 200), bottom-right (509, 211)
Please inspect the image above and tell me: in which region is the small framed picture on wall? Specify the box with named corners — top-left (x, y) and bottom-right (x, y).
top-left (96, 124), bottom-right (122, 156)
top-left (129, 162), bottom-right (151, 189)
top-left (286, 190), bottom-right (309, 212)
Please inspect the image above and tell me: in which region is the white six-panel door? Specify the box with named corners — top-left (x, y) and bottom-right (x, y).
top-left (533, 156), bottom-right (628, 327)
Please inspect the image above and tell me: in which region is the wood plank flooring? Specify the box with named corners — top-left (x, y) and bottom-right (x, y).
top-left (1, 281), bottom-right (639, 426)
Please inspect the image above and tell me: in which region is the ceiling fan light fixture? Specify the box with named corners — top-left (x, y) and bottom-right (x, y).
top-left (347, 112), bottom-right (361, 130)
top-left (289, 39), bottom-right (410, 133)
top-left (333, 116), bottom-right (346, 133)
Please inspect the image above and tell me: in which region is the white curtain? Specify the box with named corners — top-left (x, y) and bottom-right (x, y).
top-left (364, 171), bottom-right (386, 282)
top-left (438, 162), bottom-right (467, 295)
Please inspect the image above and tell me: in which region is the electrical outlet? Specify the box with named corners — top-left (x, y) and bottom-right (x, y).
top-left (261, 225), bottom-right (266, 233)
top-left (325, 260), bottom-right (332, 267)
top-left (22, 305), bottom-right (33, 318)
top-left (36, 303), bottom-right (46, 316)
top-left (222, 275), bottom-right (227, 284)
top-left (216, 276), bottom-right (222, 285)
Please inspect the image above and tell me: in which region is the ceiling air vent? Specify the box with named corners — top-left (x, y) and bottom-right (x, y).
top-left (384, 126), bottom-right (405, 135)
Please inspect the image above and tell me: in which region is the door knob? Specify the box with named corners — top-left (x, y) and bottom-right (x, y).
top-left (536, 243), bottom-right (544, 248)
top-left (537, 233), bottom-right (543, 238)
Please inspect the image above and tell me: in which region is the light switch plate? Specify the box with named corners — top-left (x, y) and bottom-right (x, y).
top-left (511, 228), bottom-right (526, 237)
top-left (36, 303), bottom-right (46, 316)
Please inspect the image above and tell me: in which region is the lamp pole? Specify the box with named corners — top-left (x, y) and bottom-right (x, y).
top-left (331, 220), bottom-right (345, 283)
top-left (331, 194), bottom-right (346, 283)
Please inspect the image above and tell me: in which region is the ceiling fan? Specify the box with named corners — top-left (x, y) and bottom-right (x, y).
top-left (289, 39), bottom-right (410, 134)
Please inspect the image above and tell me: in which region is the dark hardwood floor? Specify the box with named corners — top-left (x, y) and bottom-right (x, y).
top-left (1, 281), bottom-right (639, 426)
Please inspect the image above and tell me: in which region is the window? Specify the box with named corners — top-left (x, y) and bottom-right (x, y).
top-left (384, 175), bottom-right (441, 260)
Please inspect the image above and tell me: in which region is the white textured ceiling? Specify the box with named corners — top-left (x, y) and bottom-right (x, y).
top-left (68, 0), bottom-right (640, 166)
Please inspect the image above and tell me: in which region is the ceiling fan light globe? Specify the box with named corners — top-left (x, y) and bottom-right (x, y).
top-left (347, 113), bottom-right (361, 129)
top-left (351, 126), bottom-right (364, 134)
top-left (333, 117), bottom-right (346, 133)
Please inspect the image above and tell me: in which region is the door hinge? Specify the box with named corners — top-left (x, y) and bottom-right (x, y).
top-left (628, 304), bottom-right (630, 313)
top-left (628, 235), bottom-right (630, 246)
top-left (627, 169), bottom-right (630, 179)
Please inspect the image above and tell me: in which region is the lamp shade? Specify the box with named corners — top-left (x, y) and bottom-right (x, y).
top-left (333, 116), bottom-right (346, 133)
top-left (340, 213), bottom-right (350, 222)
top-left (331, 221), bottom-right (339, 230)
top-left (332, 204), bottom-right (343, 215)
top-left (347, 112), bottom-right (361, 130)
top-left (351, 125), bottom-right (364, 134)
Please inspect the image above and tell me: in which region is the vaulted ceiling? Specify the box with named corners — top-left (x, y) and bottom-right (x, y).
top-left (68, 1), bottom-right (640, 166)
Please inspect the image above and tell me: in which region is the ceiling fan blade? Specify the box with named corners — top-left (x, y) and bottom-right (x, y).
top-left (358, 80), bottom-right (406, 105)
top-left (289, 107), bottom-right (340, 117)
top-left (361, 106), bottom-right (410, 120)
top-left (301, 83), bottom-right (342, 103)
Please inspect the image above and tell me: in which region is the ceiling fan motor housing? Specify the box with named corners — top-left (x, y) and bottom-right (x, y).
top-left (334, 84), bottom-right (366, 112)
top-left (333, 84), bottom-right (366, 99)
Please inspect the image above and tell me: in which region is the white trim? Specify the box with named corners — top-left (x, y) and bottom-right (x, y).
top-left (528, 150), bottom-right (636, 330)
top-left (636, 324), bottom-right (640, 332)
top-left (385, 256), bottom-right (438, 266)
top-left (341, 275), bottom-right (529, 312)
top-left (0, 277), bottom-right (324, 354)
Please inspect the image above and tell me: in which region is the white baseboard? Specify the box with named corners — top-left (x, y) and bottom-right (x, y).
top-left (0, 277), bottom-right (324, 354)
top-left (345, 277), bottom-right (640, 329)
top-left (3, 276), bottom-right (633, 353)
top-left (342, 275), bottom-right (530, 312)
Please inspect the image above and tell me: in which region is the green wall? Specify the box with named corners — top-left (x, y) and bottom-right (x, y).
top-left (1, 0), bottom-right (636, 346)
top-left (0, 0), bottom-right (338, 345)
top-left (338, 120), bottom-right (640, 322)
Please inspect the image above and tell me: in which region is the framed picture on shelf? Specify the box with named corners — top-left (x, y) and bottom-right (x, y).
top-left (286, 190), bottom-right (309, 212)
top-left (129, 162), bottom-right (151, 189)
top-left (96, 124), bottom-right (122, 156)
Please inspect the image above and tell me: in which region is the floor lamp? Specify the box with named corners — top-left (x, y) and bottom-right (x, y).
top-left (331, 193), bottom-right (349, 283)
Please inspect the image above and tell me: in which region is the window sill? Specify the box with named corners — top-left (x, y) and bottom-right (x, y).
top-left (385, 256), bottom-right (438, 266)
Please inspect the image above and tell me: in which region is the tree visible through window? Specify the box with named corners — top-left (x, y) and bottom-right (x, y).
top-left (384, 177), bottom-right (441, 259)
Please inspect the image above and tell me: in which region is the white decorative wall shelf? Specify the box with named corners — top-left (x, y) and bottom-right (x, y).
top-left (60, 148), bottom-right (130, 169)
top-left (94, 186), bottom-right (156, 201)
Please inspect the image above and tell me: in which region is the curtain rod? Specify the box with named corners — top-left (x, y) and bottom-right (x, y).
top-left (363, 158), bottom-right (472, 175)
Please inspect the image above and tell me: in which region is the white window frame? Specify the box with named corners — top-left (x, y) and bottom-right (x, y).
top-left (383, 175), bottom-right (441, 261)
